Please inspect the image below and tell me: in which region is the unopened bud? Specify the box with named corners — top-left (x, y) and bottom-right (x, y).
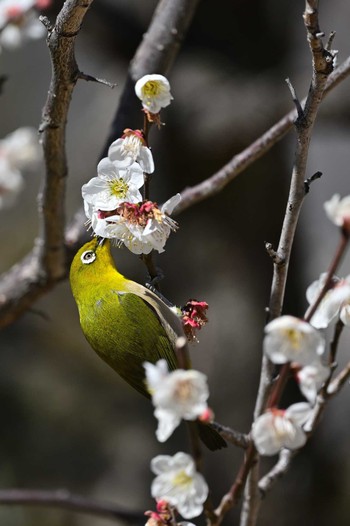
top-left (199, 407), bottom-right (214, 423)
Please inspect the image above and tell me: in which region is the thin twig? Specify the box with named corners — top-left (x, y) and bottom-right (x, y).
top-left (264, 242), bottom-right (285, 266)
top-left (327, 361), bottom-right (350, 396)
top-left (214, 443), bottom-right (257, 525)
top-left (78, 71), bottom-right (116, 88)
top-left (258, 450), bottom-right (294, 496)
top-left (322, 319), bottom-right (344, 393)
top-left (210, 421), bottom-right (249, 449)
top-left (0, 489), bottom-right (143, 523)
top-left (285, 77), bottom-right (304, 120)
top-left (304, 170), bottom-right (322, 193)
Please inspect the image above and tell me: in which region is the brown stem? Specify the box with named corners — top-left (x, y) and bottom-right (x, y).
top-left (214, 444), bottom-right (257, 525)
top-left (258, 450), bottom-right (294, 496)
top-left (210, 421), bottom-right (249, 449)
top-left (142, 113), bottom-right (153, 202)
top-left (265, 364), bottom-right (291, 409)
top-left (327, 361), bottom-right (350, 397)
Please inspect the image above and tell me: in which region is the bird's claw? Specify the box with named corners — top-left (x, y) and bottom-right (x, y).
top-left (146, 267), bottom-right (164, 287)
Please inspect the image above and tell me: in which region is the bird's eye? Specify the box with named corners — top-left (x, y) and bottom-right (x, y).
top-left (81, 250), bottom-right (96, 265)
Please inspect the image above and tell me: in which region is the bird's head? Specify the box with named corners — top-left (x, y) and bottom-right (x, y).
top-left (69, 237), bottom-right (116, 293)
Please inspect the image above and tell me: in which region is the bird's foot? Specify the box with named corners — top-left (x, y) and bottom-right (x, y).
top-left (146, 267), bottom-right (164, 287)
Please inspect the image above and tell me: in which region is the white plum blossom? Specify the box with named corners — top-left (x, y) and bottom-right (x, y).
top-left (296, 362), bottom-right (330, 404)
top-left (252, 403), bottom-right (312, 456)
top-left (151, 452), bottom-right (208, 519)
top-left (264, 315), bottom-right (325, 365)
top-left (340, 303), bottom-right (350, 326)
top-left (0, 158), bottom-right (24, 209)
top-left (0, 0), bottom-right (48, 51)
top-left (144, 359), bottom-right (210, 442)
top-left (0, 127), bottom-right (42, 209)
top-left (0, 127), bottom-right (42, 170)
top-left (324, 194), bottom-right (350, 231)
top-left (123, 194), bottom-right (180, 254)
top-left (306, 273), bottom-right (350, 329)
top-left (83, 200), bottom-right (109, 238)
top-left (82, 157), bottom-right (144, 212)
top-left (108, 130), bottom-right (154, 174)
top-left (135, 74), bottom-right (173, 114)
top-left (93, 194), bottom-right (181, 254)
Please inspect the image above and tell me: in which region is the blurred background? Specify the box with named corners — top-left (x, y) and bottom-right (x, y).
top-left (1, 0), bottom-right (350, 525)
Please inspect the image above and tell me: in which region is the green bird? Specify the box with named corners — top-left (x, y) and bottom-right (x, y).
top-left (70, 237), bottom-right (226, 451)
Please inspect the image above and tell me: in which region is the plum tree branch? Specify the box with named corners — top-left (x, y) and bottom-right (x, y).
top-left (240, 2), bottom-right (336, 524)
top-left (38, 0), bottom-right (95, 281)
top-left (0, 488), bottom-right (144, 523)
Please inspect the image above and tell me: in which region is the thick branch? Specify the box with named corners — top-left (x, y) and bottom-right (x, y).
top-left (0, 489), bottom-right (143, 523)
top-left (38, 0), bottom-right (94, 281)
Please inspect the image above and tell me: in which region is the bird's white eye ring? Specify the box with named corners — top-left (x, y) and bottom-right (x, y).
top-left (81, 250), bottom-right (96, 264)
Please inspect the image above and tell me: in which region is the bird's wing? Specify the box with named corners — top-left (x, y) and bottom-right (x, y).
top-left (124, 280), bottom-right (187, 349)
top-left (109, 291), bottom-right (178, 384)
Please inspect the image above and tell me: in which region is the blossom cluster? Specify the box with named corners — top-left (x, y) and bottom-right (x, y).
top-left (144, 359), bottom-right (212, 520)
top-left (251, 315), bottom-right (328, 455)
top-left (252, 194), bottom-right (350, 456)
top-left (0, 0), bottom-right (50, 52)
top-left (0, 127), bottom-right (42, 209)
top-left (251, 314), bottom-right (328, 455)
top-left (82, 75), bottom-right (179, 255)
top-left (306, 196), bottom-right (350, 330)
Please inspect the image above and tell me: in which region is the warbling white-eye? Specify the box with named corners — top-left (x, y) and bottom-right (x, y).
top-left (70, 237), bottom-right (226, 450)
